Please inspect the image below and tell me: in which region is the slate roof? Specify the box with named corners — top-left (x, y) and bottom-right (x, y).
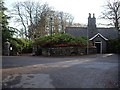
top-left (65, 27), bottom-right (87, 37)
top-left (65, 27), bottom-right (118, 40)
top-left (97, 28), bottom-right (118, 39)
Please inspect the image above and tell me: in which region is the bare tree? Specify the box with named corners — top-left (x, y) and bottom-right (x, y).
top-left (57, 11), bottom-right (74, 33)
top-left (10, 1), bottom-right (74, 39)
top-left (53, 12), bottom-right (59, 33)
top-left (11, 2), bottom-right (28, 38)
top-left (64, 12), bottom-right (74, 27)
top-left (101, 0), bottom-right (120, 30)
top-left (33, 3), bottom-right (53, 37)
top-left (10, 1), bottom-right (42, 39)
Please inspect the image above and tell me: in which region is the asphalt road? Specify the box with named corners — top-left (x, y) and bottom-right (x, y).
top-left (2, 54), bottom-right (118, 88)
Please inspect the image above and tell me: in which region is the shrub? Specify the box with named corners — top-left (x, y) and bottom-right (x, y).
top-left (107, 39), bottom-right (120, 53)
top-left (34, 33), bottom-right (87, 47)
top-left (10, 38), bottom-right (33, 55)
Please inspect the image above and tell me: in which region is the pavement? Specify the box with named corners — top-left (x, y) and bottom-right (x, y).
top-left (2, 54), bottom-right (118, 88)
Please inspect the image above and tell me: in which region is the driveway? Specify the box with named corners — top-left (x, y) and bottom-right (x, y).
top-left (2, 54), bottom-right (118, 88)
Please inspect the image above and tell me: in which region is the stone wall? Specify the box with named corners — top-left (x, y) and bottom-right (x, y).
top-left (41, 46), bottom-right (96, 56)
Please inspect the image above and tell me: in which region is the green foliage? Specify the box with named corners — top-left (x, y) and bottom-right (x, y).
top-left (21, 39), bottom-right (33, 53)
top-left (1, 1), bottom-right (32, 55)
top-left (107, 39), bottom-right (120, 53)
top-left (35, 33), bottom-right (87, 47)
top-left (10, 38), bottom-right (33, 54)
top-left (10, 38), bottom-right (22, 53)
top-left (1, 0), bottom-right (15, 49)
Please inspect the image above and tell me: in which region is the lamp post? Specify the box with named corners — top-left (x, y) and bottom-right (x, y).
top-left (49, 11), bottom-right (54, 56)
top-left (87, 27), bottom-right (89, 55)
top-left (50, 17), bottom-right (53, 37)
top-left (49, 11), bottom-right (55, 42)
top-left (49, 10), bottom-right (54, 36)
top-left (32, 33), bottom-right (37, 56)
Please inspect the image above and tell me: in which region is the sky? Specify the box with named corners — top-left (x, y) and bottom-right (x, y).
top-left (4, 0), bottom-right (109, 27)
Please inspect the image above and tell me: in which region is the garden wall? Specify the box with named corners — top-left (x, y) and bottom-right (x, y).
top-left (41, 46), bottom-right (96, 56)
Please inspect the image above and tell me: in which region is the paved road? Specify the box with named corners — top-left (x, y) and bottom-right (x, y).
top-left (2, 54), bottom-right (118, 88)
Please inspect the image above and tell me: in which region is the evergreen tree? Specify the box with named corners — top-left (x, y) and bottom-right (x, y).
top-left (0, 0), bottom-right (14, 52)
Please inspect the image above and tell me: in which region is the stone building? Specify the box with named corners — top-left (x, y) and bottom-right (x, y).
top-left (65, 13), bottom-right (118, 53)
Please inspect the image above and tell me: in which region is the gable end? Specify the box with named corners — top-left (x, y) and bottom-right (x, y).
top-left (89, 33), bottom-right (108, 41)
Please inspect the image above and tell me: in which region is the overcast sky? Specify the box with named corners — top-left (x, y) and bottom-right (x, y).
top-left (4, 0), bottom-right (110, 27)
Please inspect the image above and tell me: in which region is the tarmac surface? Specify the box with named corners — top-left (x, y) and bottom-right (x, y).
top-left (2, 54), bottom-right (118, 88)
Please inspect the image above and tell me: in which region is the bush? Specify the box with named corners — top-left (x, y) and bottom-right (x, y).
top-left (10, 38), bottom-right (33, 55)
top-left (107, 39), bottom-right (120, 53)
top-left (21, 39), bottom-right (33, 53)
top-left (34, 33), bottom-right (87, 47)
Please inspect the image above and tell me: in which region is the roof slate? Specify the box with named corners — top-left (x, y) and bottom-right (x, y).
top-left (97, 28), bottom-right (118, 39)
top-left (65, 27), bottom-right (118, 39)
top-left (65, 27), bottom-right (87, 37)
